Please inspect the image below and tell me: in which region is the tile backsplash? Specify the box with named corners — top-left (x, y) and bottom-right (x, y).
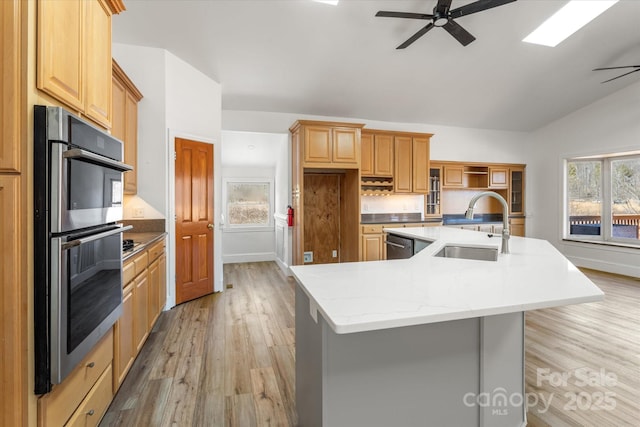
top-left (361, 194), bottom-right (425, 215)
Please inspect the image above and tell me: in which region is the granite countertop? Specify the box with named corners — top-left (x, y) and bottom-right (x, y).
top-left (122, 231), bottom-right (166, 261)
top-left (290, 227), bottom-right (604, 334)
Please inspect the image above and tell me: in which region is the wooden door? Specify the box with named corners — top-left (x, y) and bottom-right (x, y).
top-left (175, 137), bottom-right (214, 304)
top-left (394, 136), bottom-right (412, 193)
top-left (303, 174), bottom-right (340, 264)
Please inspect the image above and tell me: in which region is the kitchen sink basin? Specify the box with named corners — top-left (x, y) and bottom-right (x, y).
top-left (433, 245), bottom-right (498, 262)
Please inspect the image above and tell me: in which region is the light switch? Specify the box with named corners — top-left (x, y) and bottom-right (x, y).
top-left (304, 251), bottom-right (313, 263)
top-left (332, 250), bottom-right (338, 258)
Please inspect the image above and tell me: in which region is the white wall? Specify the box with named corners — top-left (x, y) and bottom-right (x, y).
top-left (528, 80), bottom-right (640, 277)
top-left (113, 43), bottom-right (224, 306)
top-left (221, 166), bottom-right (276, 263)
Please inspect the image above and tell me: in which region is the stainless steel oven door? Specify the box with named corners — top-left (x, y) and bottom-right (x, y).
top-left (50, 225), bottom-right (130, 384)
top-left (50, 142), bottom-right (132, 233)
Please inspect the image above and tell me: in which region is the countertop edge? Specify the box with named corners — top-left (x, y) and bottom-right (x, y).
top-left (122, 232), bottom-right (167, 261)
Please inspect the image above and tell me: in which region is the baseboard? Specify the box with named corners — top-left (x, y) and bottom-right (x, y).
top-left (223, 252), bottom-right (276, 264)
top-left (567, 256), bottom-right (640, 278)
top-left (275, 257), bottom-right (293, 276)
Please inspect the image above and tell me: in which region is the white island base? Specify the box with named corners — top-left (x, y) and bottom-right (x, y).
top-left (296, 286), bottom-right (526, 427)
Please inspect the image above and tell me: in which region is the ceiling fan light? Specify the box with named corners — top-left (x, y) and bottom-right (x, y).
top-left (523, 0), bottom-right (618, 47)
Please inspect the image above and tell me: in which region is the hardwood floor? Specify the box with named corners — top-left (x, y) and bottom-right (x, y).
top-left (101, 263), bottom-right (639, 426)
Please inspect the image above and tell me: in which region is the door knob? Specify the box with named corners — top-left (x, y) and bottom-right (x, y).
top-left (207, 224), bottom-right (214, 230)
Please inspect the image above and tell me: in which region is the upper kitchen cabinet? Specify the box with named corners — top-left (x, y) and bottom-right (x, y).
top-left (394, 133), bottom-right (431, 194)
top-left (290, 121), bottom-right (364, 168)
top-left (509, 166), bottom-right (525, 215)
top-left (112, 60), bottom-right (143, 195)
top-left (37, 0), bottom-right (125, 130)
top-left (488, 166), bottom-right (508, 189)
top-left (361, 131), bottom-right (394, 177)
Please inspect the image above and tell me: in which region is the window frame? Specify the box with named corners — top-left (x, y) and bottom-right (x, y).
top-left (222, 177), bottom-right (275, 232)
top-left (563, 152), bottom-right (640, 247)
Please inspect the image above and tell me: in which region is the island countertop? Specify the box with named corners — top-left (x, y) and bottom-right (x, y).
top-left (289, 227), bottom-right (604, 334)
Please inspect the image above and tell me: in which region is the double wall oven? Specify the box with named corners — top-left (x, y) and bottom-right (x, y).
top-left (34, 106), bottom-right (133, 393)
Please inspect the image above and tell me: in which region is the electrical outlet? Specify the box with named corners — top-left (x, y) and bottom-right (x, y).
top-left (304, 251), bottom-right (313, 263)
top-left (133, 207), bottom-right (144, 218)
top-left (332, 250), bottom-right (338, 258)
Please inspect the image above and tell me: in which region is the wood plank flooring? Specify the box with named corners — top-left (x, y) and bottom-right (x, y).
top-left (101, 263), bottom-right (639, 426)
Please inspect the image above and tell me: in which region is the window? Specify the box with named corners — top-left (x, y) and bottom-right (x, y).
top-left (565, 153), bottom-right (640, 245)
top-left (223, 178), bottom-right (274, 229)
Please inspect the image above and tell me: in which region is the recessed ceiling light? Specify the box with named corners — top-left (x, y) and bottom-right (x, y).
top-left (313, 0), bottom-right (339, 5)
top-left (523, 0), bottom-right (618, 47)
top-left (247, 145), bottom-right (255, 151)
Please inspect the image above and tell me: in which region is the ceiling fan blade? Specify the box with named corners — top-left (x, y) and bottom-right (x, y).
top-left (397, 23), bottom-right (435, 49)
top-left (593, 65), bottom-right (640, 71)
top-left (450, 0), bottom-right (517, 19)
top-left (435, 0), bottom-right (453, 15)
top-left (376, 11), bottom-right (433, 20)
top-left (442, 20), bottom-right (476, 46)
top-left (600, 68), bottom-right (640, 83)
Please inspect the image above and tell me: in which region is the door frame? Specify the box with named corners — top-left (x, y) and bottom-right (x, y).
top-left (167, 129), bottom-right (222, 309)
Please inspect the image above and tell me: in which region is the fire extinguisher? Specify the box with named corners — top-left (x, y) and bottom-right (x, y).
top-left (287, 205), bottom-right (294, 227)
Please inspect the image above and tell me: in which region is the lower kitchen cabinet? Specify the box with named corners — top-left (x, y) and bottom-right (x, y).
top-left (361, 225), bottom-right (383, 261)
top-left (37, 330), bottom-right (113, 427)
top-left (113, 283), bottom-right (134, 390)
top-left (510, 217), bottom-right (525, 237)
top-left (114, 236), bottom-right (166, 391)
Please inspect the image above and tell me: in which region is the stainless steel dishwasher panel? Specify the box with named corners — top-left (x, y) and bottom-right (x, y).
top-left (385, 233), bottom-right (414, 259)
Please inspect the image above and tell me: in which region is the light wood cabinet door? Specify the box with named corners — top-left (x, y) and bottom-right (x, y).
top-left (123, 91), bottom-right (138, 193)
top-left (332, 127), bottom-right (359, 164)
top-left (66, 365), bottom-right (112, 427)
top-left (489, 167), bottom-right (508, 189)
top-left (148, 257), bottom-right (161, 330)
top-left (361, 234), bottom-right (383, 261)
top-left (509, 167), bottom-right (525, 215)
top-left (113, 61), bottom-right (142, 195)
top-left (510, 217), bottom-right (525, 237)
top-left (394, 136), bottom-right (412, 193)
top-left (37, 0), bottom-right (85, 111)
top-left (304, 126), bottom-right (332, 164)
top-left (412, 137), bottom-right (430, 193)
top-left (158, 254), bottom-right (167, 312)
top-left (443, 166), bottom-right (464, 187)
top-left (84, 0), bottom-right (112, 129)
top-left (0, 0), bottom-right (22, 173)
top-left (113, 284), bottom-right (134, 391)
top-left (133, 272), bottom-right (149, 353)
top-left (374, 134), bottom-right (394, 176)
top-left (360, 133), bottom-right (374, 175)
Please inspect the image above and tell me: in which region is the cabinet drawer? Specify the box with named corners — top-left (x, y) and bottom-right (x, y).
top-left (122, 260), bottom-right (135, 286)
top-left (147, 238), bottom-right (165, 262)
top-left (133, 251), bottom-right (149, 277)
top-left (66, 365), bottom-right (113, 427)
top-left (361, 225), bottom-right (383, 234)
top-left (38, 329), bottom-right (113, 427)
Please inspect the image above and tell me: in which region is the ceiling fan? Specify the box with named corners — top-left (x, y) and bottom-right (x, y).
top-left (376, 0), bottom-right (517, 48)
top-left (593, 65), bottom-right (640, 83)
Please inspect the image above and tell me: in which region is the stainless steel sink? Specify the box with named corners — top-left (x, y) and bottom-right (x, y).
top-left (433, 245), bottom-right (498, 261)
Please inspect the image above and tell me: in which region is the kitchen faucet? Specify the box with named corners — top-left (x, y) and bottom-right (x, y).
top-left (465, 191), bottom-right (510, 254)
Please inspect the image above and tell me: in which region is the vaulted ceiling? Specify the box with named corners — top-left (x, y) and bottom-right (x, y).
top-left (113, 0), bottom-right (640, 132)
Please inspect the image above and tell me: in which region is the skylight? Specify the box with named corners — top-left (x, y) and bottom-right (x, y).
top-left (523, 0), bottom-right (618, 47)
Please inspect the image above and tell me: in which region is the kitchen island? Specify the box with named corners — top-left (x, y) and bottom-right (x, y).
top-left (290, 227), bottom-right (603, 427)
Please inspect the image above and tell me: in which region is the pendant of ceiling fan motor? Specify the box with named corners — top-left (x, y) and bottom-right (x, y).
top-left (433, 12), bottom-right (449, 27)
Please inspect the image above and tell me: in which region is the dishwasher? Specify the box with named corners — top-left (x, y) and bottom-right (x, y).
top-left (385, 233), bottom-right (414, 259)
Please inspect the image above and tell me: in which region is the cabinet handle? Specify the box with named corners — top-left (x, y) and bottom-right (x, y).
top-left (87, 362), bottom-right (95, 368)
top-left (87, 409), bottom-right (95, 416)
